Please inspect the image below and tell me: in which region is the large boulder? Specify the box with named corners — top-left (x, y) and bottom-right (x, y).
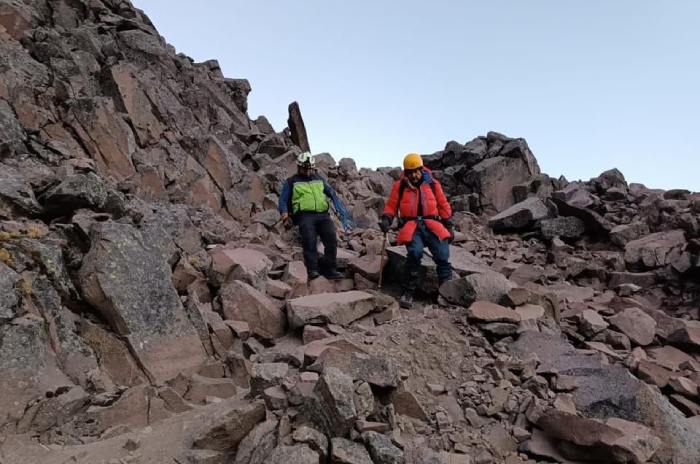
top-left (488, 197), bottom-right (553, 232)
top-left (220, 280), bottom-right (286, 339)
top-left (209, 246), bottom-right (272, 290)
top-left (0, 164), bottom-right (42, 217)
top-left (439, 271), bottom-right (516, 307)
top-left (287, 291), bottom-right (375, 329)
top-left (510, 331), bottom-right (700, 464)
top-left (385, 245), bottom-right (490, 294)
top-left (305, 367), bottom-right (357, 437)
top-left (78, 222), bottom-right (207, 383)
top-left (0, 316), bottom-right (74, 426)
top-left (193, 399), bottom-right (266, 452)
top-left (624, 230), bottom-right (687, 270)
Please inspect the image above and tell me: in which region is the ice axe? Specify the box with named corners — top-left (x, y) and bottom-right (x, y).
top-left (377, 231), bottom-right (388, 289)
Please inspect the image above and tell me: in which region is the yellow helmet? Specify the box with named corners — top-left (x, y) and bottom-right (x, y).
top-left (403, 153), bottom-right (423, 170)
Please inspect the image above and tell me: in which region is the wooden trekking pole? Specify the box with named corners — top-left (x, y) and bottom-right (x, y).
top-left (377, 232), bottom-right (388, 289)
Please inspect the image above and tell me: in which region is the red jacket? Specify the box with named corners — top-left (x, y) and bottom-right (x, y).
top-left (383, 168), bottom-right (452, 245)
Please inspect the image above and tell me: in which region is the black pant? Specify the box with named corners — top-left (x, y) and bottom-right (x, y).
top-left (297, 212), bottom-right (337, 276)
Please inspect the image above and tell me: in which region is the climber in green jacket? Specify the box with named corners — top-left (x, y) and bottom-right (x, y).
top-left (278, 152), bottom-right (352, 280)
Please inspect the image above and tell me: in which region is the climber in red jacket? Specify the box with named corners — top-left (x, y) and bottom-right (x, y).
top-left (379, 153), bottom-right (455, 308)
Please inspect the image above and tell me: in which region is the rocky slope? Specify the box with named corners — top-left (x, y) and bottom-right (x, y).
top-left (1, 1), bottom-right (700, 464)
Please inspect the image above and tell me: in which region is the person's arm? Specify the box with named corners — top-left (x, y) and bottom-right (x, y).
top-left (383, 181), bottom-right (401, 218)
top-left (278, 179), bottom-right (292, 219)
top-left (433, 180), bottom-right (452, 219)
top-left (322, 178), bottom-right (343, 212)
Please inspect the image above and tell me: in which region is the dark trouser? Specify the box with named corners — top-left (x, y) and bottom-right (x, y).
top-left (404, 222), bottom-right (452, 294)
top-left (297, 212), bottom-right (337, 276)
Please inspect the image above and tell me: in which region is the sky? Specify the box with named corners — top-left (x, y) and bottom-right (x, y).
top-left (134, 1), bottom-right (700, 191)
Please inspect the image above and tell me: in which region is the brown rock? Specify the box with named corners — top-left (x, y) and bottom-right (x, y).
top-left (636, 360), bottom-right (673, 388)
top-left (220, 280), bottom-right (286, 339)
top-left (392, 390), bottom-right (429, 421)
top-left (209, 246), bottom-right (272, 290)
top-left (282, 261), bottom-right (309, 297)
top-left (185, 374), bottom-right (237, 404)
top-left (578, 309), bottom-right (609, 337)
top-left (667, 321), bottom-right (700, 350)
top-left (624, 229), bottom-right (686, 270)
top-left (193, 399), bottom-right (266, 451)
top-left (303, 325), bottom-right (331, 345)
top-left (287, 291), bottom-right (375, 329)
top-left (266, 278), bottom-right (292, 299)
top-left (331, 437), bottom-right (373, 464)
top-left (669, 377), bottom-right (699, 399)
top-left (467, 301), bottom-right (521, 324)
top-left (608, 307), bottom-right (656, 346)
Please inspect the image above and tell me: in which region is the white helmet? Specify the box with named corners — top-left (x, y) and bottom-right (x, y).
top-left (296, 151), bottom-right (315, 168)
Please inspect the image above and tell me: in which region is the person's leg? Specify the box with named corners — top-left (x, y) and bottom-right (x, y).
top-left (425, 230), bottom-right (452, 285)
top-left (318, 214), bottom-right (341, 279)
top-left (401, 226), bottom-right (425, 307)
top-left (298, 214), bottom-right (320, 278)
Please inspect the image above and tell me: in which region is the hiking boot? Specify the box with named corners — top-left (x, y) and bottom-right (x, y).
top-left (399, 292), bottom-right (414, 309)
top-left (324, 270), bottom-right (344, 280)
top-left (308, 270), bottom-right (321, 280)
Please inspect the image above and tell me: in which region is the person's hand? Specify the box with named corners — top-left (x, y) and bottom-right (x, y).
top-left (379, 215), bottom-right (393, 233)
top-left (281, 213), bottom-right (292, 229)
top-left (443, 218), bottom-right (455, 243)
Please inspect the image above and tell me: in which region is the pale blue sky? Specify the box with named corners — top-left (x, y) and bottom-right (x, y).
top-left (135, 1), bottom-right (699, 190)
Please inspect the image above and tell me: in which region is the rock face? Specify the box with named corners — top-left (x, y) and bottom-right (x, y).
top-left (2, 0), bottom-right (700, 461)
top-left (78, 222), bottom-right (207, 383)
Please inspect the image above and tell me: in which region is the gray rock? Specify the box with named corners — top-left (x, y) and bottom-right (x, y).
top-left (539, 216), bottom-right (585, 240)
top-left (78, 222), bottom-right (207, 383)
top-left (287, 291), bottom-right (375, 329)
top-left (624, 229), bottom-right (687, 270)
top-left (362, 431), bottom-right (405, 464)
top-left (610, 222), bottom-right (650, 248)
top-left (292, 425), bottom-right (328, 459)
top-left (233, 419), bottom-right (278, 464)
top-left (40, 173), bottom-right (123, 217)
top-left (0, 317), bottom-right (74, 426)
top-left (0, 262), bottom-right (21, 322)
top-left (0, 164), bottom-right (42, 217)
top-left (306, 367), bottom-right (357, 437)
top-left (510, 331), bottom-right (700, 464)
top-left (262, 444), bottom-right (319, 464)
top-left (488, 197), bottom-right (553, 232)
top-left (439, 271), bottom-right (516, 307)
top-left (551, 197), bottom-right (612, 239)
top-left (193, 400), bottom-right (266, 452)
top-left (309, 347), bottom-right (400, 389)
top-left (331, 437), bottom-right (373, 464)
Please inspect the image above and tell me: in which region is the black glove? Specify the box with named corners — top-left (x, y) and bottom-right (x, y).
top-left (379, 215), bottom-right (393, 233)
top-left (443, 218), bottom-right (455, 243)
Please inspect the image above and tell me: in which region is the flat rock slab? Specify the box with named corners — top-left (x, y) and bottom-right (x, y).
top-left (386, 245), bottom-right (490, 294)
top-left (287, 291), bottom-right (375, 329)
